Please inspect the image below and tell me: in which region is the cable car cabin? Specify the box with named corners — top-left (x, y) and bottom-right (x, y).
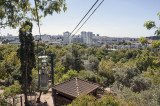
top-left (39, 56), bottom-right (49, 90)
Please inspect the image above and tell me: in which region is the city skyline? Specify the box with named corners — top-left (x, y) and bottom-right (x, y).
top-left (1, 0), bottom-right (160, 38)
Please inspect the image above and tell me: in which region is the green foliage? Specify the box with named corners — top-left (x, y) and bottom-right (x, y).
top-left (144, 12), bottom-right (160, 36)
top-left (2, 81), bottom-right (21, 98)
top-left (88, 47), bottom-right (108, 60)
top-left (68, 93), bottom-right (134, 106)
top-left (18, 21), bottom-right (35, 105)
top-left (18, 21), bottom-right (35, 85)
top-left (139, 37), bottom-right (148, 46)
top-left (98, 59), bottom-right (115, 86)
top-left (54, 63), bottom-right (65, 84)
top-left (152, 40), bottom-right (160, 49)
top-left (0, 45), bottom-right (20, 81)
top-left (97, 94), bottom-right (120, 106)
top-left (60, 53), bottom-right (73, 72)
top-left (30, 68), bottom-right (38, 92)
top-left (144, 21), bottom-right (156, 30)
top-left (68, 93), bottom-right (96, 106)
top-left (144, 67), bottom-right (160, 85)
top-left (88, 56), bottom-right (99, 72)
top-left (78, 70), bottom-right (105, 86)
top-left (131, 75), bottom-right (152, 92)
top-left (111, 86), bottom-right (160, 106)
top-left (135, 50), bottom-right (154, 72)
top-left (0, 0), bottom-right (67, 28)
top-left (109, 49), bottom-right (139, 63)
top-left (59, 70), bottom-right (78, 83)
top-left (60, 46), bottom-right (84, 72)
top-left (79, 70), bottom-right (98, 83)
top-left (71, 45), bottom-right (84, 72)
top-left (114, 67), bottom-right (140, 87)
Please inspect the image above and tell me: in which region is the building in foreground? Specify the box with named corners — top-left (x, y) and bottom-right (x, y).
top-left (53, 77), bottom-right (100, 106)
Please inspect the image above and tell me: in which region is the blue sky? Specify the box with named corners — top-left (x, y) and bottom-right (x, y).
top-left (1, 0), bottom-right (160, 38)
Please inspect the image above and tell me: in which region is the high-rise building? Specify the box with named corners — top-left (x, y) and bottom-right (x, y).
top-left (71, 35), bottom-right (81, 43)
top-left (86, 32), bottom-right (93, 45)
top-left (81, 31), bottom-right (87, 43)
top-left (63, 31), bottom-right (71, 44)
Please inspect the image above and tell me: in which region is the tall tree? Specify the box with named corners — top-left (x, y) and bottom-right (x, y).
top-left (71, 44), bottom-right (84, 72)
top-left (18, 21), bottom-right (35, 105)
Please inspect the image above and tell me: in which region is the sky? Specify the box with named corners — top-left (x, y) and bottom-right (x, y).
top-left (1, 0), bottom-right (160, 38)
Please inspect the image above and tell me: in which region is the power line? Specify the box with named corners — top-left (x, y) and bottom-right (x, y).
top-left (70, 0), bottom-right (99, 36)
top-left (72, 0), bottom-right (104, 37)
top-left (64, 0), bottom-right (100, 44)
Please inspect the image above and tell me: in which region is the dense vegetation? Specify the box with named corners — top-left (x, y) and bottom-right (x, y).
top-left (0, 43), bottom-right (160, 105)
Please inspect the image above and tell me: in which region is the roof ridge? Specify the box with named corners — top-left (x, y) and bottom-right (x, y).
top-left (75, 78), bottom-right (80, 96)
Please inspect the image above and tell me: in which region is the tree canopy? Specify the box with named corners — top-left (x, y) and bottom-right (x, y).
top-left (139, 37), bottom-right (148, 46)
top-left (144, 12), bottom-right (160, 36)
top-left (0, 0), bottom-right (67, 28)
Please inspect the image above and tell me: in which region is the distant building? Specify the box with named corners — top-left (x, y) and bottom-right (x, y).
top-left (8, 40), bottom-right (21, 45)
top-left (63, 31), bottom-right (70, 44)
top-left (81, 31), bottom-right (87, 43)
top-left (71, 35), bottom-right (82, 43)
top-left (86, 32), bottom-right (93, 45)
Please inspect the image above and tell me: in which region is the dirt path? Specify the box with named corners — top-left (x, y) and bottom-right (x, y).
top-left (16, 92), bottom-right (54, 106)
top-left (37, 93), bottom-right (54, 106)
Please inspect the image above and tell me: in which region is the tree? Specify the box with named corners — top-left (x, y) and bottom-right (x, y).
top-left (152, 40), bottom-right (160, 49)
top-left (98, 59), bottom-right (115, 87)
top-left (71, 44), bottom-right (84, 72)
top-left (144, 14), bottom-right (160, 36)
top-left (114, 67), bottom-right (140, 88)
top-left (59, 70), bottom-right (78, 83)
top-left (18, 21), bottom-right (35, 105)
top-left (136, 50), bottom-right (154, 72)
top-left (131, 76), bottom-right (152, 92)
top-left (60, 53), bottom-right (73, 72)
top-left (88, 55), bottom-right (99, 72)
top-left (127, 42), bottom-right (132, 49)
top-left (0, 0), bottom-right (67, 28)
top-left (139, 37), bottom-right (148, 46)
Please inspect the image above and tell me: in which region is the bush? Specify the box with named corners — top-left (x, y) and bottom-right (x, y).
top-left (111, 84), bottom-right (160, 105)
top-left (68, 93), bottom-right (96, 106)
top-left (114, 67), bottom-right (140, 87)
top-left (131, 76), bottom-right (152, 92)
top-left (98, 59), bottom-right (115, 86)
top-left (78, 70), bottom-right (107, 87)
top-left (68, 93), bottom-right (134, 106)
top-left (59, 70), bottom-right (78, 83)
top-left (2, 81), bottom-right (21, 97)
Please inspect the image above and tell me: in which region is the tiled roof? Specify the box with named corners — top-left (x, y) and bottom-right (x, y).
top-left (53, 77), bottom-right (100, 98)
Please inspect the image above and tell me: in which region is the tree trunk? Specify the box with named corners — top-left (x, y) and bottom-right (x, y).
top-left (25, 56), bottom-right (28, 105)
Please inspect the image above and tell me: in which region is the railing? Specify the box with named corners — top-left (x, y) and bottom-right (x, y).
top-left (0, 96), bottom-right (23, 106)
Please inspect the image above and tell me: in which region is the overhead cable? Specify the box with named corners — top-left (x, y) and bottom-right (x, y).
top-left (66, 0), bottom-right (99, 40)
top-left (72, 0), bottom-right (104, 37)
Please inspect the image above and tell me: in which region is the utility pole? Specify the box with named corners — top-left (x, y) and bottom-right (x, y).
top-left (37, 40), bottom-right (40, 90)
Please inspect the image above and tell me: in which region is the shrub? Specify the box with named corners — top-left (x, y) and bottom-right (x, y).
top-left (131, 76), bottom-right (152, 92)
top-left (114, 67), bottom-right (140, 87)
top-left (2, 81), bottom-right (21, 97)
